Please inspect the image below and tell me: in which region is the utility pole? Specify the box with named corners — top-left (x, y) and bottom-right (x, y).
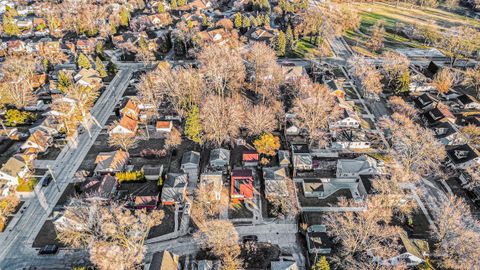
top-left (47, 165), bottom-right (61, 193)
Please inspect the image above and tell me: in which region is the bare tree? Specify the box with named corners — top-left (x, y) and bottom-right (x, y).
top-left (244, 104), bottom-right (278, 136)
top-left (349, 56), bottom-right (384, 99)
top-left (387, 96), bottom-right (417, 119)
top-left (244, 42), bottom-right (284, 102)
top-left (190, 185), bottom-right (229, 222)
top-left (292, 77), bottom-right (341, 146)
top-left (198, 44), bottom-right (246, 97)
top-left (381, 51), bottom-right (410, 85)
top-left (464, 165), bottom-right (480, 191)
top-left (380, 113), bottom-right (446, 180)
top-left (55, 198), bottom-right (164, 270)
top-left (108, 133), bottom-right (139, 152)
top-left (367, 20), bottom-right (386, 52)
top-left (435, 26), bottom-right (480, 65)
top-left (461, 124), bottom-right (480, 148)
top-left (265, 178), bottom-right (299, 219)
top-left (0, 55), bottom-right (38, 109)
top-left (430, 195), bottom-right (480, 270)
top-left (200, 95), bottom-right (245, 146)
top-left (165, 127), bottom-right (182, 149)
top-left (463, 66), bottom-right (480, 99)
top-left (193, 220), bottom-right (243, 270)
top-left (432, 68), bottom-right (456, 96)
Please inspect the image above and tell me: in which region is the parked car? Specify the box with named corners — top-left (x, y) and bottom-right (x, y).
top-left (41, 173), bottom-right (52, 187)
top-left (38, 244), bottom-right (58, 255)
top-left (242, 235), bottom-right (258, 243)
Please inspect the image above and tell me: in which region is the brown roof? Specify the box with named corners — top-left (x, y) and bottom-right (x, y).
top-left (27, 130), bottom-right (50, 149)
top-left (121, 99), bottom-right (140, 118)
top-left (95, 150), bottom-right (129, 172)
top-left (156, 121), bottom-right (172, 129)
top-left (119, 116), bottom-right (138, 132)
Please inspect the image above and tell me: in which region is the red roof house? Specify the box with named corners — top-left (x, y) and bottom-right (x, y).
top-left (230, 169), bottom-right (254, 202)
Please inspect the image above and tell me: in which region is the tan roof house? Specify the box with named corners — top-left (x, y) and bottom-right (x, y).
top-left (110, 116), bottom-right (139, 136)
top-left (74, 68), bottom-right (103, 91)
top-left (94, 150), bottom-right (129, 175)
top-left (0, 155), bottom-right (31, 185)
top-left (120, 99), bottom-right (140, 120)
top-left (20, 130), bottom-right (53, 153)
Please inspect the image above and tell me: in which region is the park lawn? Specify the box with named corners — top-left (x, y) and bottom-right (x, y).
top-left (291, 38), bottom-right (333, 58)
top-left (342, 2), bottom-right (479, 55)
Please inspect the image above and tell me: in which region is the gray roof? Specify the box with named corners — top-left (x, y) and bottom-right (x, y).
top-left (181, 151), bottom-right (200, 166)
top-left (209, 148), bottom-right (230, 165)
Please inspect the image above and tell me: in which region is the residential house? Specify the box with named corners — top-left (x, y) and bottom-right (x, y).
top-left (149, 251), bottom-right (180, 270)
top-left (336, 155), bottom-right (382, 178)
top-left (197, 260), bottom-right (221, 270)
top-left (155, 121), bottom-right (173, 133)
top-left (142, 164), bottom-right (163, 181)
top-left (230, 169), bottom-right (254, 201)
top-left (74, 68), bottom-right (103, 91)
top-left (243, 150), bottom-right (259, 167)
top-left (281, 65), bottom-right (306, 82)
top-left (306, 225), bottom-right (332, 254)
top-left (200, 172), bottom-right (223, 201)
top-left (263, 167), bottom-right (288, 198)
top-left (421, 105), bottom-right (455, 126)
top-left (109, 116), bottom-right (138, 136)
top-left (133, 195), bottom-right (159, 209)
top-left (285, 119), bottom-right (301, 136)
top-left (80, 175), bottom-right (118, 200)
top-left (76, 38), bottom-right (97, 54)
top-left (20, 130), bottom-right (53, 154)
top-left (161, 173), bottom-right (188, 205)
top-left (445, 144), bottom-right (480, 169)
top-left (94, 150), bottom-right (129, 175)
top-left (456, 94), bottom-right (480, 110)
top-left (278, 150), bottom-right (291, 167)
top-left (431, 121), bottom-right (463, 145)
top-left (271, 261), bottom-right (299, 270)
top-left (245, 26), bottom-right (277, 43)
top-left (330, 105), bottom-right (361, 129)
top-left (0, 155), bottom-right (30, 185)
top-left (330, 129), bottom-right (372, 150)
top-left (181, 151), bottom-right (201, 182)
top-left (209, 148), bottom-right (230, 171)
top-left (196, 28), bottom-right (232, 46)
top-left (7, 40), bottom-right (26, 54)
top-left (292, 144), bottom-right (313, 173)
top-left (120, 99), bottom-right (140, 120)
top-left (375, 230), bottom-right (428, 267)
top-left (413, 93), bottom-right (436, 112)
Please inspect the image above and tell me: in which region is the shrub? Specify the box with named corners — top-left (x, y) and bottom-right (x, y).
top-left (16, 178), bottom-right (38, 192)
top-left (139, 149), bottom-right (168, 158)
top-left (116, 171), bottom-right (145, 182)
top-left (5, 109), bottom-right (35, 127)
top-left (253, 133), bottom-right (280, 156)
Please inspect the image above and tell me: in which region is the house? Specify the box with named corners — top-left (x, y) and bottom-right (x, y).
top-left (330, 107), bottom-right (361, 129)
top-left (431, 121), bottom-right (463, 145)
top-left (445, 144), bottom-right (480, 169)
top-left (80, 175), bottom-right (117, 199)
top-left (133, 195), bottom-right (159, 209)
top-left (196, 28), bottom-right (232, 46)
top-left (0, 155), bottom-right (30, 185)
top-left (7, 40), bottom-right (26, 54)
top-left (278, 150), bottom-right (291, 167)
top-left (94, 150), bottom-right (129, 175)
top-left (242, 150), bottom-right (259, 167)
top-left (209, 148), bottom-right (230, 171)
top-left (285, 119), bottom-right (301, 136)
top-left (306, 225), bottom-right (332, 254)
top-left (292, 144), bottom-right (313, 172)
top-left (200, 172), bottom-right (223, 201)
top-left (336, 155), bottom-right (382, 178)
top-left (245, 26), bottom-right (277, 43)
top-left (142, 164), bottom-right (163, 181)
top-left (148, 250), bottom-right (180, 270)
top-left (74, 68), bottom-right (103, 91)
top-left (456, 94), bottom-right (480, 110)
top-left (181, 151), bottom-right (200, 182)
top-left (161, 173), bottom-right (188, 205)
top-left (376, 230), bottom-right (428, 267)
top-left (197, 260), bottom-right (221, 270)
top-left (271, 261), bottom-right (299, 270)
top-left (281, 65), bottom-right (306, 82)
top-left (109, 116), bottom-right (138, 136)
top-left (155, 121), bottom-right (173, 133)
top-left (413, 93), bottom-right (436, 112)
top-left (76, 38), bottom-right (97, 54)
top-left (263, 167), bottom-right (288, 198)
top-left (330, 130), bottom-right (372, 150)
top-left (120, 99), bottom-right (140, 120)
top-left (20, 130), bottom-right (53, 153)
top-left (230, 169), bottom-right (254, 201)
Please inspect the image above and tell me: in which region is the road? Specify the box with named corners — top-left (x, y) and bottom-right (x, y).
top-left (0, 68), bottom-right (135, 270)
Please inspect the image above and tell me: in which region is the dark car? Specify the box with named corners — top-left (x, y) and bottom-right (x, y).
top-left (41, 173), bottom-right (53, 187)
top-left (242, 235), bottom-right (258, 243)
top-left (38, 244), bottom-right (58, 255)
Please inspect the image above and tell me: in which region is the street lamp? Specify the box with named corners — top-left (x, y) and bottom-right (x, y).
top-left (46, 165), bottom-right (61, 193)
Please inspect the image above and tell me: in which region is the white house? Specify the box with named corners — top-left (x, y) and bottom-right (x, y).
top-left (336, 155), bottom-right (382, 178)
top-left (0, 156), bottom-right (30, 185)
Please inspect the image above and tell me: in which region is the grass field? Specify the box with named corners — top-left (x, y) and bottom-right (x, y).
top-left (342, 2), bottom-right (480, 55)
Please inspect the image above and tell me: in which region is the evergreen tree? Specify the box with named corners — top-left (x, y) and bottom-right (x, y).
top-left (107, 61), bottom-right (118, 75)
top-left (139, 36), bottom-right (148, 51)
top-left (276, 31), bottom-right (286, 57)
top-left (58, 71), bottom-right (72, 92)
top-left (77, 53), bottom-right (92, 69)
top-left (178, 0), bottom-right (186, 6)
top-left (158, 2), bottom-right (165, 13)
top-left (110, 21), bottom-right (117, 35)
top-left (251, 16), bottom-right (258, 27)
top-left (171, 0), bottom-right (177, 9)
top-left (119, 7), bottom-right (130, 27)
top-left (95, 57), bottom-right (108, 78)
top-left (263, 14), bottom-right (270, 26)
top-left (242, 16), bottom-right (251, 29)
top-left (312, 256), bottom-right (330, 270)
top-left (394, 70), bottom-right (410, 95)
top-left (202, 14), bottom-right (208, 27)
top-left (286, 26), bottom-right (295, 53)
top-left (185, 106), bottom-right (202, 144)
top-left (234, 12), bottom-right (242, 28)
top-left (95, 42), bottom-right (104, 58)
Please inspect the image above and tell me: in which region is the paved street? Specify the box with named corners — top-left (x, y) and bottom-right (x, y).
top-left (0, 68), bottom-right (135, 270)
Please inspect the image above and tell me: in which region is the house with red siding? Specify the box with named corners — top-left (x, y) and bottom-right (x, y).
top-left (230, 169), bottom-right (254, 202)
top-left (242, 150), bottom-right (259, 167)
